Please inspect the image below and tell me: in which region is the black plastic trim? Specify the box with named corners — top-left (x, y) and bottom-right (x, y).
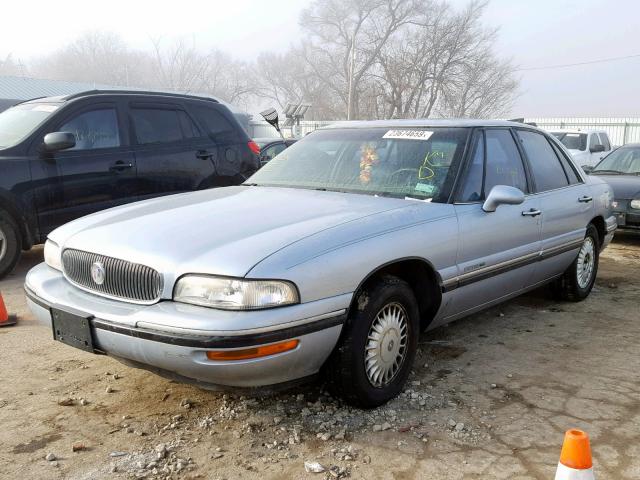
top-left (24, 285), bottom-right (345, 349)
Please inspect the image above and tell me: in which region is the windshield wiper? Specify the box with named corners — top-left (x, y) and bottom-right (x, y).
top-left (591, 169), bottom-right (623, 175)
top-left (242, 183), bottom-right (260, 186)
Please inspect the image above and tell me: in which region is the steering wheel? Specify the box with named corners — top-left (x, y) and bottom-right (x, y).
top-left (388, 168), bottom-right (419, 186)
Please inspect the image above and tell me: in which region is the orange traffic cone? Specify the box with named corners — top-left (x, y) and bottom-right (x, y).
top-left (555, 429), bottom-right (595, 479)
top-left (0, 292), bottom-right (17, 327)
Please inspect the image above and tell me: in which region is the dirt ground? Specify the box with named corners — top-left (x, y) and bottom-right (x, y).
top-left (0, 232), bottom-right (639, 480)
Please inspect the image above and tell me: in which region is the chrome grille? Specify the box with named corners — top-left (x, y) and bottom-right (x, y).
top-left (62, 249), bottom-right (163, 303)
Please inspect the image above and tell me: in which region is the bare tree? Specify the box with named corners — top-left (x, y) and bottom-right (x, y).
top-left (373, 0), bottom-right (517, 119)
top-left (33, 31), bottom-right (145, 86)
top-left (300, 0), bottom-right (420, 119)
top-left (0, 54), bottom-right (25, 76)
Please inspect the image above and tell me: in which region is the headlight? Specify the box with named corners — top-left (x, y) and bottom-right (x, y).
top-left (173, 275), bottom-right (299, 310)
top-left (44, 240), bottom-right (62, 271)
top-left (631, 199), bottom-right (640, 209)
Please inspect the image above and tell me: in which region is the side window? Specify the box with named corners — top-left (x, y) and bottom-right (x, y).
top-left (191, 105), bottom-right (238, 143)
top-left (59, 108), bottom-right (120, 150)
top-left (550, 141), bottom-right (582, 184)
top-left (599, 133), bottom-right (611, 151)
top-left (484, 129), bottom-right (528, 194)
top-left (131, 108), bottom-right (197, 145)
top-left (589, 133), bottom-right (601, 149)
top-left (262, 143), bottom-right (286, 160)
top-left (516, 130), bottom-right (569, 192)
top-left (459, 131), bottom-right (484, 202)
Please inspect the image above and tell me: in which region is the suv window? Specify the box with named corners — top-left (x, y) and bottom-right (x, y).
top-left (59, 108), bottom-right (120, 150)
top-left (599, 132), bottom-right (611, 151)
top-left (191, 105), bottom-right (238, 143)
top-left (589, 133), bottom-right (602, 149)
top-left (131, 107), bottom-right (200, 145)
top-left (484, 129), bottom-right (528, 194)
top-left (517, 130), bottom-right (569, 192)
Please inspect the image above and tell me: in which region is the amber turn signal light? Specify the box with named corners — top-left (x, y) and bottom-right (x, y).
top-left (206, 339), bottom-right (299, 361)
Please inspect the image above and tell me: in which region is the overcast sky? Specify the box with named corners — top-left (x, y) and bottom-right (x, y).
top-left (1, 0), bottom-right (639, 117)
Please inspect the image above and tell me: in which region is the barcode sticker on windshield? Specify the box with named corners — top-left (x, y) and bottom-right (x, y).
top-left (383, 129), bottom-right (433, 141)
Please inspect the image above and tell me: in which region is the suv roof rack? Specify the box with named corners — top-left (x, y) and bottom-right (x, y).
top-left (63, 89), bottom-right (220, 103)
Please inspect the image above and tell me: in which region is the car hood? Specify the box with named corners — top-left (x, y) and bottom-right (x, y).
top-left (51, 186), bottom-right (418, 281)
top-left (590, 174), bottom-right (640, 199)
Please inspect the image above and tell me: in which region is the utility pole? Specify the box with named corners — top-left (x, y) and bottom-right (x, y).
top-left (347, 37), bottom-right (356, 120)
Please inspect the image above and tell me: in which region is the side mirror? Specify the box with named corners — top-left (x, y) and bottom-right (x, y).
top-left (590, 144), bottom-right (605, 153)
top-left (482, 185), bottom-right (525, 213)
top-left (582, 165), bottom-right (594, 174)
top-left (44, 132), bottom-right (76, 152)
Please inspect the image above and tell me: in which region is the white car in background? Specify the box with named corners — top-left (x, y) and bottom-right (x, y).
top-left (550, 130), bottom-right (612, 168)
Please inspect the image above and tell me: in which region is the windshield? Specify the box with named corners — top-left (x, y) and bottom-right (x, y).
top-left (592, 147), bottom-right (640, 174)
top-left (552, 132), bottom-right (587, 151)
top-left (247, 127), bottom-right (469, 201)
top-left (0, 103), bottom-right (60, 149)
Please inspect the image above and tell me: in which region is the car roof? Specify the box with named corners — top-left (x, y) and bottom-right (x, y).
top-left (20, 89), bottom-right (219, 105)
top-left (321, 119), bottom-right (535, 129)
top-left (548, 129), bottom-right (606, 134)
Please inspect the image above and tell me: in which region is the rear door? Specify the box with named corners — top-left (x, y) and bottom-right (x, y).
top-left (31, 101), bottom-right (137, 234)
top-left (187, 102), bottom-right (259, 185)
top-left (515, 129), bottom-right (591, 284)
top-left (448, 128), bottom-right (542, 317)
top-left (129, 101), bottom-right (217, 200)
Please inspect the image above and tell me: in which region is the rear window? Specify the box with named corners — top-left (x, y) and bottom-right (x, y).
top-left (599, 133), bottom-right (611, 151)
top-left (191, 105), bottom-right (240, 144)
top-left (552, 132), bottom-right (587, 151)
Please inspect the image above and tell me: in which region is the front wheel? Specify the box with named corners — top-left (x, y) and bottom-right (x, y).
top-left (0, 210), bottom-right (21, 279)
top-left (553, 224), bottom-right (599, 301)
top-left (326, 275), bottom-right (419, 408)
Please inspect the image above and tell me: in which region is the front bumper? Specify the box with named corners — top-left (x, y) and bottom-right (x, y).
top-left (613, 209), bottom-right (640, 230)
top-left (25, 263), bottom-right (349, 388)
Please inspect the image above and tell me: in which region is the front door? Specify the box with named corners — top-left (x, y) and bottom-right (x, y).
top-left (31, 103), bottom-right (137, 235)
top-left (446, 128), bottom-right (542, 318)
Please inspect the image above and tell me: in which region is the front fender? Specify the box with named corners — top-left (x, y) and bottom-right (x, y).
top-left (247, 205), bottom-right (459, 304)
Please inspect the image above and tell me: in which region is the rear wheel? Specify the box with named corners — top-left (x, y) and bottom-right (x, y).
top-left (0, 210), bottom-right (21, 279)
top-left (553, 224), bottom-right (599, 301)
top-left (326, 275), bottom-right (419, 408)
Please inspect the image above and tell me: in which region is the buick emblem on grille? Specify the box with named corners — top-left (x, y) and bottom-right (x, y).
top-left (90, 261), bottom-right (106, 285)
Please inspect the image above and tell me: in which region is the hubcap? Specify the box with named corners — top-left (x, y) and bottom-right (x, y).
top-left (365, 302), bottom-right (409, 388)
top-left (0, 227), bottom-right (6, 262)
top-left (576, 236), bottom-right (595, 289)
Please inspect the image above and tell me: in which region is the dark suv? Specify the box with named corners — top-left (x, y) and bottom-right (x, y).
top-left (0, 90), bottom-right (260, 278)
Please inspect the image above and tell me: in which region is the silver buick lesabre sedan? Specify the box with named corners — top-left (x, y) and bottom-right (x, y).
top-left (25, 120), bottom-right (617, 407)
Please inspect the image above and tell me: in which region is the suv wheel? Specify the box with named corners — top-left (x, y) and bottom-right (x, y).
top-left (326, 275), bottom-right (419, 408)
top-left (0, 210), bottom-right (21, 279)
top-left (553, 224), bottom-right (599, 301)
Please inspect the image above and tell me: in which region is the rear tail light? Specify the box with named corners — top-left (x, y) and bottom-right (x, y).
top-left (248, 140), bottom-right (261, 155)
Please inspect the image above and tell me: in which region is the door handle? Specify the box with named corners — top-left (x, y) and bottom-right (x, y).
top-left (578, 195), bottom-right (593, 203)
top-left (109, 161), bottom-right (133, 172)
top-left (196, 150), bottom-right (214, 160)
top-left (521, 208), bottom-right (542, 217)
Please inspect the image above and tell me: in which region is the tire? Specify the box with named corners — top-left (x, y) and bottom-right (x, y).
top-left (0, 209), bottom-right (21, 279)
top-left (553, 224), bottom-right (599, 302)
top-left (326, 275), bottom-right (419, 408)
